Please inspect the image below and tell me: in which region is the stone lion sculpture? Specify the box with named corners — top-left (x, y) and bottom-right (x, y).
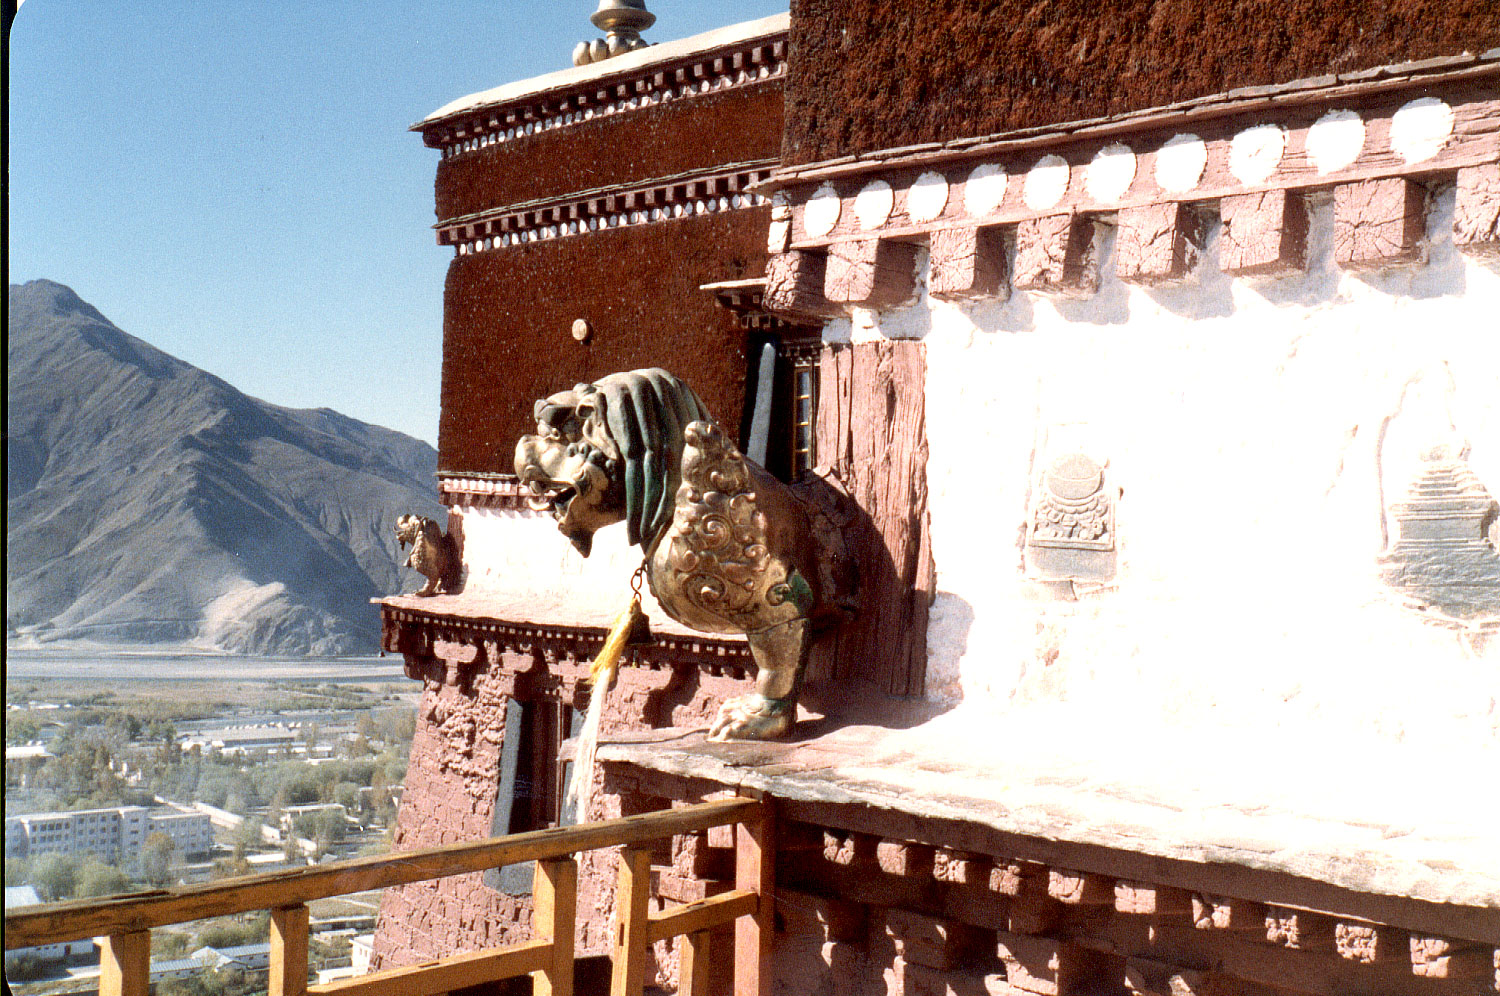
top-left (396, 514), bottom-right (458, 597)
top-left (515, 368), bottom-right (853, 740)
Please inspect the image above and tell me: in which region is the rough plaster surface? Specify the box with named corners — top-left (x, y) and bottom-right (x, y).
top-left (782, 0), bottom-right (1500, 165)
top-left (827, 187), bottom-right (1500, 856)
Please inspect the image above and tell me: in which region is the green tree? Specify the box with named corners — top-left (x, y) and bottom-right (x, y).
top-left (312, 809), bottom-right (346, 850)
top-left (76, 857), bottom-right (130, 897)
top-left (5, 856), bottom-right (32, 885)
top-left (334, 782), bottom-right (361, 812)
top-left (140, 831), bottom-right (176, 887)
top-left (235, 816), bottom-right (265, 851)
top-left (152, 931), bottom-right (193, 958)
top-left (6, 714), bottom-right (41, 744)
top-left (32, 852), bottom-right (79, 900)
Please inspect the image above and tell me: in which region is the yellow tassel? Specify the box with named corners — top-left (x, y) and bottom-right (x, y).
top-left (566, 595), bottom-right (643, 823)
top-left (589, 595), bottom-right (641, 687)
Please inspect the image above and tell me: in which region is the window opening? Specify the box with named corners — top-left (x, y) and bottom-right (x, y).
top-left (786, 342), bottom-right (821, 477)
top-left (484, 698), bottom-right (579, 894)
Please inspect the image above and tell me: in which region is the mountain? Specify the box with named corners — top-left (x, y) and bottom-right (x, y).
top-left (6, 280), bottom-right (445, 655)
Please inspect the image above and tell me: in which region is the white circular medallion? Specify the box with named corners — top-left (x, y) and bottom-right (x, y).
top-left (963, 163), bottom-right (1008, 216)
top-left (1023, 155), bottom-right (1071, 210)
top-left (1154, 134), bottom-right (1207, 193)
top-left (1084, 143), bottom-right (1136, 203)
top-left (906, 171), bottom-right (950, 223)
top-left (803, 183), bottom-right (842, 237)
top-left (1390, 97), bottom-right (1454, 165)
top-left (1229, 124), bottom-right (1285, 185)
top-left (854, 180), bottom-right (895, 230)
top-left (1306, 110), bottom-right (1365, 175)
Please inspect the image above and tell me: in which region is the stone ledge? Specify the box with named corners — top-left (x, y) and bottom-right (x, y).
top-left (594, 719), bottom-right (1500, 942)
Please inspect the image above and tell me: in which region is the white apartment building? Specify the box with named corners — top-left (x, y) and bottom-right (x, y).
top-left (147, 811), bottom-right (214, 857)
top-left (3, 806), bottom-right (210, 862)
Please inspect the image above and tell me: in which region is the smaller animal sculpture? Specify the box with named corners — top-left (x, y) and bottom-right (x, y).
top-left (515, 368), bottom-right (854, 740)
top-left (396, 514), bottom-right (458, 597)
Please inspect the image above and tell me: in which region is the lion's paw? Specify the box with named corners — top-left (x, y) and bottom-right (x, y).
top-left (708, 693), bottom-right (793, 741)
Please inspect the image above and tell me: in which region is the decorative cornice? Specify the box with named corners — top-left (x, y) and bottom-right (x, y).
top-left (761, 70), bottom-right (1500, 317)
top-left (775, 77), bottom-right (1499, 253)
top-left (422, 35), bottom-right (786, 159)
top-left (441, 161), bottom-right (776, 255)
top-left (438, 474), bottom-right (544, 511)
top-left (700, 277), bottom-right (824, 337)
top-left (766, 56), bottom-right (1500, 189)
top-left (378, 599), bottom-right (754, 682)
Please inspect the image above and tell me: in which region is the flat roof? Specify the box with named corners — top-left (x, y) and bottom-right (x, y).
top-left (414, 12), bottom-right (788, 130)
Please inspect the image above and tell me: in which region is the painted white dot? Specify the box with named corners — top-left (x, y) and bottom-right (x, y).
top-left (963, 164), bottom-right (1008, 216)
top-left (1306, 110), bottom-right (1364, 175)
top-left (804, 183), bottom-right (842, 237)
top-left (1154, 134), bottom-right (1207, 193)
top-left (1084, 143), bottom-right (1136, 203)
top-left (1390, 97), bottom-right (1454, 165)
top-left (906, 171), bottom-right (950, 223)
top-left (1229, 124), bottom-right (1285, 185)
top-left (854, 180), bottom-right (894, 229)
top-left (1023, 154), bottom-right (1071, 210)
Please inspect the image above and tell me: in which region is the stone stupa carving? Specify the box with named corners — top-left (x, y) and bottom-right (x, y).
top-left (1378, 446), bottom-right (1500, 620)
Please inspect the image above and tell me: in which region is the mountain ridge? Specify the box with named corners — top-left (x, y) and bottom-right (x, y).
top-left (7, 279), bottom-right (444, 655)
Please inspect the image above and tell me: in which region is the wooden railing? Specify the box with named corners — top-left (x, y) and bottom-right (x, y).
top-left (4, 796), bottom-right (773, 996)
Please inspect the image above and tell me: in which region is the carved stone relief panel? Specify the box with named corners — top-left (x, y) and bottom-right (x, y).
top-left (1026, 452), bottom-right (1118, 582)
top-left (1378, 446), bottom-right (1500, 625)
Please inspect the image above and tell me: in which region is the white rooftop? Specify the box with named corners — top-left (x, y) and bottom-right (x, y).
top-left (5, 885), bottom-right (44, 909)
top-left (414, 12), bottom-right (788, 130)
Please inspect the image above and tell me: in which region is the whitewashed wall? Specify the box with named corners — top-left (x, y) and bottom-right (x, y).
top-left (830, 186), bottom-right (1500, 755)
top-left (454, 505), bottom-right (697, 635)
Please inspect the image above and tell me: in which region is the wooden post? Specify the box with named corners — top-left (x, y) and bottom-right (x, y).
top-left (734, 795), bottom-right (775, 996)
top-left (99, 930), bottom-right (150, 996)
top-left (534, 857), bottom-right (577, 996)
top-left (678, 931), bottom-right (712, 996)
top-left (610, 847), bottom-right (653, 996)
top-left (270, 903), bottom-right (310, 996)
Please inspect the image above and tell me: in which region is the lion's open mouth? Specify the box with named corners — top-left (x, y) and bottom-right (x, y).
top-left (525, 479), bottom-right (575, 518)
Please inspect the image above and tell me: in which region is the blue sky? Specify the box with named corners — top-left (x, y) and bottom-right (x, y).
top-left (8, 1), bottom-right (788, 445)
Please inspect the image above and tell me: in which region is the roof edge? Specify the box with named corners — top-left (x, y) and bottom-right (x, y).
top-left (413, 11), bottom-right (789, 132)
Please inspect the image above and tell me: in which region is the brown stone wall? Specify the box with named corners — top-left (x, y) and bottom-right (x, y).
top-left (437, 208), bottom-right (770, 475)
top-left (783, 0), bottom-right (1500, 165)
top-left (370, 649), bottom-right (749, 969)
top-left (434, 84), bottom-right (784, 222)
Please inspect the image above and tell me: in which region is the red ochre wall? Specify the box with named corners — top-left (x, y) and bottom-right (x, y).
top-left (371, 655), bottom-right (743, 969)
top-left (435, 85), bottom-right (783, 220)
top-left (431, 81), bottom-right (783, 475)
top-left (438, 210), bottom-right (771, 475)
top-left (783, 0), bottom-right (1500, 165)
